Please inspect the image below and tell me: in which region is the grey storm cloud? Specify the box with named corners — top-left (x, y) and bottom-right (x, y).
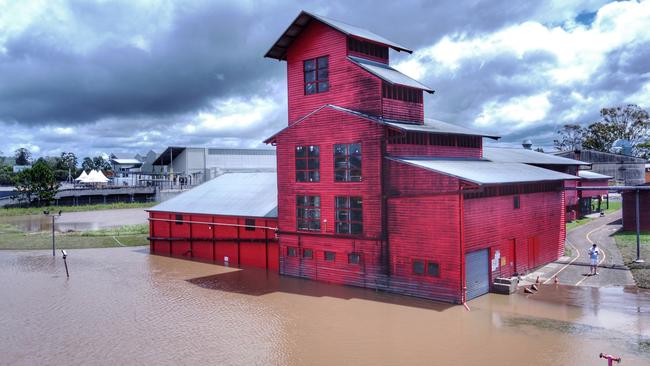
top-left (1, 0), bottom-right (645, 157)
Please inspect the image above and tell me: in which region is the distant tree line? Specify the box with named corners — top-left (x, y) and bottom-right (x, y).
top-left (554, 104), bottom-right (650, 158)
top-left (0, 149), bottom-right (114, 206)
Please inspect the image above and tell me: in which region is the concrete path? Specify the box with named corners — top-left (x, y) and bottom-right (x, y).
top-left (522, 210), bottom-right (635, 287)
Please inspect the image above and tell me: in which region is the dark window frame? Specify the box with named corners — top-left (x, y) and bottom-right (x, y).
top-left (412, 259), bottom-right (425, 275)
top-left (335, 196), bottom-right (363, 235)
top-left (382, 82), bottom-right (423, 104)
top-left (324, 251), bottom-right (336, 262)
top-left (427, 262), bottom-right (440, 277)
top-left (304, 56), bottom-right (329, 95)
top-left (245, 218), bottom-right (255, 231)
top-left (413, 259), bottom-right (441, 277)
top-left (514, 195), bottom-right (521, 209)
top-left (175, 214), bottom-right (183, 225)
top-left (334, 143), bottom-right (362, 182)
top-left (348, 37), bottom-right (388, 59)
top-left (295, 145), bottom-right (320, 182)
top-left (303, 248), bottom-right (314, 259)
top-left (287, 247), bottom-right (297, 257)
top-left (296, 195), bottom-right (321, 232)
top-left (348, 252), bottom-right (361, 264)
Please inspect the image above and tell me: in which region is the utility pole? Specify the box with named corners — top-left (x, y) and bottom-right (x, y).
top-left (635, 189), bottom-right (644, 263)
top-left (44, 210), bottom-right (62, 256)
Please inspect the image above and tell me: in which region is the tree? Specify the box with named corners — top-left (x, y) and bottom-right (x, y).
top-left (534, 147), bottom-right (545, 153)
top-left (59, 152), bottom-right (78, 171)
top-left (0, 165), bottom-right (13, 185)
top-left (92, 156), bottom-right (112, 171)
top-left (13, 160), bottom-right (60, 206)
top-left (82, 157), bottom-right (95, 170)
top-left (14, 148), bottom-right (32, 166)
top-left (553, 124), bottom-right (584, 151)
top-left (582, 104), bottom-right (649, 154)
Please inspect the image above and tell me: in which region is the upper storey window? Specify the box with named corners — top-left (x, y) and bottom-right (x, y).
top-left (382, 82), bottom-right (423, 104)
top-left (296, 145), bottom-right (320, 182)
top-left (334, 143), bottom-right (362, 182)
top-left (304, 56), bottom-right (329, 95)
top-left (348, 37), bottom-right (388, 59)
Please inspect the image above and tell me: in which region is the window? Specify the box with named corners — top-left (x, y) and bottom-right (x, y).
top-left (304, 56), bottom-right (329, 95)
top-left (348, 37), bottom-right (388, 59)
top-left (295, 145), bottom-right (320, 182)
top-left (427, 262), bottom-right (440, 277)
top-left (296, 195), bottom-right (321, 231)
top-left (303, 248), bottom-right (313, 259)
top-left (348, 252), bottom-right (361, 264)
top-left (514, 195), bottom-right (520, 209)
top-left (334, 143), bottom-right (362, 182)
top-left (287, 247), bottom-right (297, 257)
top-left (175, 214), bottom-right (183, 225)
top-left (413, 260), bottom-right (425, 275)
top-left (245, 218), bottom-right (255, 231)
top-left (335, 196), bottom-right (363, 235)
top-left (382, 82), bottom-right (423, 103)
top-left (324, 251), bottom-right (336, 262)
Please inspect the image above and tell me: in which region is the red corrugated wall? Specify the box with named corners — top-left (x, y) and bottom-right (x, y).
top-left (579, 179), bottom-right (609, 198)
top-left (386, 144), bottom-right (482, 159)
top-left (274, 106), bottom-right (386, 286)
top-left (463, 190), bottom-right (565, 277)
top-left (622, 190), bottom-right (650, 231)
top-left (287, 21), bottom-right (382, 124)
top-left (148, 211), bottom-right (278, 271)
top-left (381, 98), bottom-right (424, 122)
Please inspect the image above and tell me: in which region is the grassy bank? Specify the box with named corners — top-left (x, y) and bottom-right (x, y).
top-left (0, 202), bottom-right (157, 217)
top-left (0, 223), bottom-right (149, 250)
top-left (566, 201), bottom-right (622, 231)
top-left (613, 231), bottom-right (650, 288)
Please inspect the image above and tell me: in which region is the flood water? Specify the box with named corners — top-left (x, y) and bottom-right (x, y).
top-left (0, 247), bottom-right (649, 365)
top-left (0, 208), bottom-right (148, 233)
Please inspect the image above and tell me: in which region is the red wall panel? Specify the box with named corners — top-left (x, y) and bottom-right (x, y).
top-left (382, 98), bottom-right (423, 123)
top-left (386, 144), bottom-right (482, 159)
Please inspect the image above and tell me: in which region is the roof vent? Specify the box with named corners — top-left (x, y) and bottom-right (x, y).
top-left (522, 140), bottom-right (533, 150)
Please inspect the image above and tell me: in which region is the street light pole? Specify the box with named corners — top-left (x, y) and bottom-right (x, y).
top-left (635, 189), bottom-right (645, 263)
top-left (44, 210), bottom-right (62, 257)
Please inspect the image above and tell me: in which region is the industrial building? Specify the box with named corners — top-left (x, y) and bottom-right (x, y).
top-left (555, 149), bottom-right (645, 185)
top-left (151, 147), bottom-right (276, 188)
top-left (149, 11), bottom-right (584, 303)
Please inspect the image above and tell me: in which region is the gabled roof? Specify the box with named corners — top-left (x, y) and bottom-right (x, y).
top-left (578, 170), bottom-right (612, 180)
top-left (148, 172), bottom-right (278, 218)
top-left (483, 147), bottom-right (588, 165)
top-left (265, 11), bottom-right (412, 60)
top-left (348, 56), bottom-right (433, 93)
top-left (264, 104), bottom-right (500, 144)
top-left (110, 158), bottom-right (142, 165)
top-left (389, 157), bottom-right (579, 185)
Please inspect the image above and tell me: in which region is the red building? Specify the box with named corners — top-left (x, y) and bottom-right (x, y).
top-left (148, 172), bottom-right (279, 270)
top-left (149, 11), bottom-right (581, 303)
top-left (261, 11), bottom-right (578, 303)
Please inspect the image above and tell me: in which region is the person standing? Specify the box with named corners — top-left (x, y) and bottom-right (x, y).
top-left (588, 244), bottom-right (600, 275)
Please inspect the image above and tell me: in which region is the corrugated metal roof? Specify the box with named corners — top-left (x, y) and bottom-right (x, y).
top-left (265, 11), bottom-right (412, 60)
top-left (389, 157), bottom-right (579, 185)
top-left (149, 172), bottom-right (277, 217)
top-left (578, 170), bottom-right (612, 180)
top-left (110, 158), bottom-right (142, 165)
top-left (386, 118), bottom-right (500, 139)
top-left (484, 147), bottom-right (588, 165)
top-left (348, 56), bottom-right (433, 92)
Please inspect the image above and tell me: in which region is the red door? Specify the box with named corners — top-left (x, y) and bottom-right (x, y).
top-left (527, 236), bottom-right (539, 270)
top-left (501, 239), bottom-right (516, 277)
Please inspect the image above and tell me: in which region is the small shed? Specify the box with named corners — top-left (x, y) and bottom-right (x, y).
top-left (622, 185), bottom-right (650, 232)
top-left (148, 172), bottom-right (279, 270)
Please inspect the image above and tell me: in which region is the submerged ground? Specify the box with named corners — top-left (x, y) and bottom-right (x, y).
top-left (0, 247), bottom-right (648, 365)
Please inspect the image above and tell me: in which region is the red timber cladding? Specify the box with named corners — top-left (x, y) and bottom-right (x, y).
top-left (385, 160), bottom-right (463, 302)
top-left (382, 98), bottom-right (424, 123)
top-left (564, 180), bottom-right (579, 206)
top-left (286, 21), bottom-right (382, 124)
top-left (148, 211), bottom-right (278, 271)
top-left (463, 190), bottom-right (565, 277)
top-left (622, 190), bottom-right (650, 231)
top-left (348, 50), bottom-right (388, 64)
top-left (274, 107), bottom-right (385, 286)
top-left (386, 143), bottom-right (482, 159)
top-left (579, 179), bottom-right (609, 198)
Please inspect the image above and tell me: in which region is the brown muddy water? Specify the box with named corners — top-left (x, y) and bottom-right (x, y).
top-left (0, 208), bottom-right (148, 233)
top-left (1, 247), bottom-right (649, 366)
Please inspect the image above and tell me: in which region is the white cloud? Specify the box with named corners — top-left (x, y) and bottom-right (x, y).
top-left (475, 93), bottom-right (552, 130)
top-left (193, 97), bottom-right (279, 132)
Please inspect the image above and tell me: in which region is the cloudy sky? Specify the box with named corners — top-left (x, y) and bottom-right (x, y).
top-left (1, 0), bottom-right (649, 159)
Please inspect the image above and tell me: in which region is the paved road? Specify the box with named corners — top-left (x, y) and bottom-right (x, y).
top-left (523, 210), bottom-right (635, 287)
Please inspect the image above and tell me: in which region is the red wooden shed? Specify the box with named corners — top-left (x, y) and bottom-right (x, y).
top-left (148, 172), bottom-right (279, 270)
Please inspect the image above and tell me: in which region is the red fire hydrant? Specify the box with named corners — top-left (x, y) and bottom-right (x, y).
top-left (599, 353), bottom-right (621, 365)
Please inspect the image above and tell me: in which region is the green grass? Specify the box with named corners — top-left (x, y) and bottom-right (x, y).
top-left (613, 231), bottom-right (650, 288)
top-left (0, 223), bottom-right (148, 250)
top-left (0, 202), bottom-right (157, 217)
top-left (565, 201), bottom-right (622, 232)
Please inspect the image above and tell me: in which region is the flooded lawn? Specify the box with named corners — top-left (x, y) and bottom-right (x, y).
top-left (1, 247), bottom-right (649, 365)
top-left (0, 208), bottom-right (148, 233)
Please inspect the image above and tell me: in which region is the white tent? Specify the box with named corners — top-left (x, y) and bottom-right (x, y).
top-left (75, 170), bottom-right (88, 181)
top-left (93, 170), bottom-right (109, 183)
